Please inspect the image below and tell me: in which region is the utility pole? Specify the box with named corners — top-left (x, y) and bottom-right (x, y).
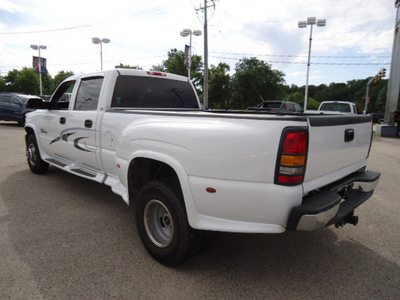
top-left (385, 0), bottom-right (400, 124)
top-left (204, 0), bottom-right (209, 107)
top-left (376, 0), bottom-right (400, 137)
top-left (195, 0), bottom-right (216, 107)
top-left (364, 79), bottom-right (373, 115)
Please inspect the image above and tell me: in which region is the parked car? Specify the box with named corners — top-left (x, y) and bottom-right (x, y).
top-left (369, 113), bottom-right (385, 124)
top-left (0, 93), bottom-right (41, 125)
top-left (247, 101), bottom-right (304, 113)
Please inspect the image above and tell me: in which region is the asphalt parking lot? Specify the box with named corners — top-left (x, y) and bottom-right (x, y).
top-left (1, 121), bottom-right (399, 300)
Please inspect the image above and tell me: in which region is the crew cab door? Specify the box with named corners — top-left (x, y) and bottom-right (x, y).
top-left (0, 95), bottom-right (11, 120)
top-left (65, 76), bottom-right (103, 171)
top-left (36, 80), bottom-right (75, 159)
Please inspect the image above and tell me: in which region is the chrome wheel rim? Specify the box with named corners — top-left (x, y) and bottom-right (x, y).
top-left (27, 143), bottom-right (37, 166)
top-left (144, 199), bottom-right (174, 248)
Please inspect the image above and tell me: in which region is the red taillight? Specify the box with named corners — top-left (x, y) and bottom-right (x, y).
top-left (146, 71), bottom-right (167, 76)
top-left (275, 129), bottom-right (308, 185)
top-left (278, 175), bottom-right (304, 184)
top-left (283, 132), bottom-right (307, 154)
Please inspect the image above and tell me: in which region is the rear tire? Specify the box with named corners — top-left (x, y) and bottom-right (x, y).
top-left (26, 134), bottom-right (49, 174)
top-left (135, 180), bottom-right (198, 266)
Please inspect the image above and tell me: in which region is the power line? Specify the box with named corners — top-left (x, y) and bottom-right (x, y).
top-left (1, 24), bottom-right (94, 35)
top-left (243, 12), bottom-right (391, 25)
top-left (210, 55), bottom-right (391, 66)
top-left (210, 51), bottom-right (391, 59)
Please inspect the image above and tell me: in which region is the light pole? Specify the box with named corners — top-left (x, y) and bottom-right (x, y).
top-left (30, 44), bottom-right (47, 96)
top-left (298, 17), bottom-right (326, 110)
top-left (180, 29), bottom-right (202, 81)
top-left (92, 37), bottom-right (110, 70)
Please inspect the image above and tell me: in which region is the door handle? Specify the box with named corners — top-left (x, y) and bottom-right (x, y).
top-left (84, 119), bottom-right (93, 128)
top-left (60, 117), bottom-right (66, 124)
top-left (344, 128), bottom-right (354, 142)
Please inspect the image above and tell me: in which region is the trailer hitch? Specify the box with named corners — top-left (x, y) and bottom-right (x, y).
top-left (335, 211), bottom-right (359, 228)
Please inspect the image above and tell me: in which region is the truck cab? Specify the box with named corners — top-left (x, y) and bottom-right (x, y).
top-left (318, 101), bottom-right (360, 114)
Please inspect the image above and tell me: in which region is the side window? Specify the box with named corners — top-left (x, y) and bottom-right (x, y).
top-left (74, 77), bottom-right (103, 111)
top-left (10, 96), bottom-right (22, 106)
top-left (51, 80), bottom-right (76, 110)
top-left (294, 103), bottom-right (303, 112)
top-left (0, 95), bottom-right (10, 104)
top-left (286, 103), bottom-right (295, 111)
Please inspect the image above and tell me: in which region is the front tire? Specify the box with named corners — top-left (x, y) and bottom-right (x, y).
top-left (136, 180), bottom-right (197, 266)
top-left (26, 134), bottom-right (49, 174)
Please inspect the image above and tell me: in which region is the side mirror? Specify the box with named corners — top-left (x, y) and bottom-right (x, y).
top-left (26, 98), bottom-right (50, 109)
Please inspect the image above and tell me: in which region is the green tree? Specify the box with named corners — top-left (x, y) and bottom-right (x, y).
top-left (0, 76), bottom-right (5, 91)
top-left (327, 82), bottom-right (349, 100)
top-left (285, 91), bottom-right (304, 104)
top-left (368, 80), bottom-right (388, 113)
top-left (208, 63), bottom-right (231, 109)
top-left (346, 79), bottom-right (368, 111)
top-left (152, 48), bottom-right (203, 91)
top-left (375, 85), bottom-right (388, 112)
top-left (3, 68), bottom-right (39, 94)
top-left (18, 68), bottom-right (40, 94)
top-left (52, 71), bottom-right (74, 93)
top-left (231, 57), bottom-right (285, 109)
top-left (115, 63), bottom-right (142, 69)
top-left (285, 92), bottom-right (320, 110)
top-left (306, 98), bottom-right (321, 110)
top-left (41, 73), bottom-right (53, 95)
top-left (3, 69), bottom-right (20, 92)
top-left (314, 84), bottom-right (329, 101)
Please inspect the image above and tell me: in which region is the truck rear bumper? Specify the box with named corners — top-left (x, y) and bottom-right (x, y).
top-left (287, 170), bottom-right (380, 231)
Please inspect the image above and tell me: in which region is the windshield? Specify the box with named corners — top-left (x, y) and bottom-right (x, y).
top-left (260, 102), bottom-right (282, 109)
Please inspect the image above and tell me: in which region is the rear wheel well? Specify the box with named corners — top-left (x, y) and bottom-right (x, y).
top-left (128, 158), bottom-right (182, 203)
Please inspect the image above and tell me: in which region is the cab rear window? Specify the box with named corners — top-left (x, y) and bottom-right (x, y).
top-left (320, 103), bottom-right (351, 113)
top-left (111, 75), bottom-right (199, 109)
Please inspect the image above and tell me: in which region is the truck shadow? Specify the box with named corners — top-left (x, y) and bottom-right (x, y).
top-left (1, 168), bottom-right (399, 299)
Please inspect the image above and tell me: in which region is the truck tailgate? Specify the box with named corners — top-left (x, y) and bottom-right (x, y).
top-left (303, 115), bottom-right (372, 193)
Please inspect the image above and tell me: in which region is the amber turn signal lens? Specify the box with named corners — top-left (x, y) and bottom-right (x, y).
top-left (281, 154), bottom-right (306, 166)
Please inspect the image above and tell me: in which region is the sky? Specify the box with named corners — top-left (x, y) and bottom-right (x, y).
top-left (0, 0), bottom-right (397, 87)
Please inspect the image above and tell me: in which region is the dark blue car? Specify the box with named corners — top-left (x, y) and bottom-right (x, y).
top-left (0, 93), bottom-right (41, 125)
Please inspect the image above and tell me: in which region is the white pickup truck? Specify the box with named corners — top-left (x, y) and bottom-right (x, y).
top-left (318, 101), bottom-right (360, 114)
top-left (25, 69), bottom-right (380, 266)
